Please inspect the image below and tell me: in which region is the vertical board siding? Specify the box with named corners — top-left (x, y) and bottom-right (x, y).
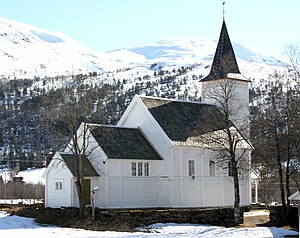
top-left (107, 177), bottom-right (160, 208)
top-left (46, 161), bottom-right (73, 208)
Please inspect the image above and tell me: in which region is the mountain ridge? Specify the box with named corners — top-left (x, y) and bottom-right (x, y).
top-left (0, 16), bottom-right (289, 82)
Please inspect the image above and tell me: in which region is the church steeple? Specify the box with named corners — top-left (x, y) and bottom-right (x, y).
top-left (201, 20), bottom-right (241, 81)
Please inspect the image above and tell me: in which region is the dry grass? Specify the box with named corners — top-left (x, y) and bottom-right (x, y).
top-left (244, 215), bottom-right (270, 227)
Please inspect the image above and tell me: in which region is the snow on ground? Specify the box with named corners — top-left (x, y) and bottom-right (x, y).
top-left (16, 168), bottom-right (46, 184)
top-left (244, 210), bottom-right (269, 217)
top-left (0, 199), bottom-right (43, 205)
top-left (0, 211), bottom-right (297, 238)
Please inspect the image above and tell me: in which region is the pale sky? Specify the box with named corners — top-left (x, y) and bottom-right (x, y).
top-left (0, 0), bottom-right (299, 56)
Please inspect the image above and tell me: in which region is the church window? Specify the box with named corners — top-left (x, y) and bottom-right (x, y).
top-left (131, 162), bottom-right (136, 176)
top-left (209, 160), bottom-right (216, 176)
top-left (132, 162), bottom-right (149, 176)
top-left (188, 160), bottom-right (195, 177)
top-left (55, 180), bottom-right (63, 191)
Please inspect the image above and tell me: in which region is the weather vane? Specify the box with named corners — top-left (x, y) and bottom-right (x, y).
top-left (223, 1), bottom-right (225, 21)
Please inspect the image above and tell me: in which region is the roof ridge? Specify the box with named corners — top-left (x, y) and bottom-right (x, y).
top-left (87, 123), bottom-right (138, 130)
top-left (138, 95), bottom-right (214, 106)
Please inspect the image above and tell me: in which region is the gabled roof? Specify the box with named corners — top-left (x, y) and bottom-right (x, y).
top-left (289, 191), bottom-right (300, 201)
top-left (140, 96), bottom-right (229, 146)
top-left (201, 21), bottom-right (244, 81)
top-left (89, 125), bottom-right (162, 160)
top-left (60, 153), bottom-right (99, 177)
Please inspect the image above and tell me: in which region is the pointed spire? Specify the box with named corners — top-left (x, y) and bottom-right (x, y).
top-left (201, 20), bottom-right (241, 81)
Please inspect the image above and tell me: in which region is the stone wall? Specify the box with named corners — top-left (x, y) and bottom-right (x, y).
top-left (86, 206), bottom-right (249, 227)
top-left (269, 205), bottom-right (298, 228)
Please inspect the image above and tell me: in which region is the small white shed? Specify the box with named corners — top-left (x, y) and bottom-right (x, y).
top-left (288, 191), bottom-right (300, 237)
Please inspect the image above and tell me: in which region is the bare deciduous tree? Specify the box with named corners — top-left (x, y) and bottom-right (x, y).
top-left (201, 79), bottom-right (252, 225)
top-left (251, 44), bottom-right (300, 224)
top-left (42, 79), bottom-right (107, 219)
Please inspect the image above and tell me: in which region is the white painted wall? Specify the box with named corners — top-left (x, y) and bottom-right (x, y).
top-left (202, 79), bottom-right (250, 133)
top-left (117, 98), bottom-right (172, 175)
top-left (117, 97), bottom-right (172, 206)
top-left (104, 159), bottom-right (161, 208)
top-left (44, 158), bottom-right (74, 208)
top-left (171, 146), bottom-right (250, 208)
top-left (46, 93), bottom-right (251, 209)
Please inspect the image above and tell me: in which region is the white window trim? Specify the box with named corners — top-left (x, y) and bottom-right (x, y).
top-left (131, 162), bottom-right (137, 176)
top-left (138, 162), bottom-right (143, 176)
top-left (188, 160), bottom-right (195, 177)
top-left (144, 163), bottom-right (149, 176)
top-left (131, 162), bottom-right (149, 177)
top-left (54, 180), bottom-right (63, 191)
top-left (209, 160), bottom-right (216, 177)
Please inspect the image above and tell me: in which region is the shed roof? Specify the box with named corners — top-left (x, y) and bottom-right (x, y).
top-left (140, 96), bottom-right (230, 146)
top-left (289, 191), bottom-right (300, 201)
top-left (90, 125), bottom-right (162, 160)
top-left (60, 153), bottom-right (99, 177)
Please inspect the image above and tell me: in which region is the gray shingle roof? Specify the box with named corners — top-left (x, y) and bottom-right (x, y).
top-left (201, 21), bottom-right (241, 81)
top-left (140, 96), bottom-right (228, 145)
top-left (60, 153), bottom-right (99, 177)
top-left (90, 126), bottom-right (162, 160)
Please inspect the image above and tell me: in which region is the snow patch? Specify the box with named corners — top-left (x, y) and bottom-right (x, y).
top-left (17, 168), bottom-right (46, 185)
top-left (31, 30), bottom-right (64, 43)
top-left (0, 212), bottom-right (297, 238)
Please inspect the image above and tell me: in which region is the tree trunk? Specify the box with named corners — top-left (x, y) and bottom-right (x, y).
top-left (272, 96), bottom-right (286, 223)
top-left (232, 158), bottom-right (241, 225)
top-left (75, 177), bottom-right (86, 220)
top-left (285, 159), bottom-right (291, 223)
top-left (75, 153), bottom-right (85, 220)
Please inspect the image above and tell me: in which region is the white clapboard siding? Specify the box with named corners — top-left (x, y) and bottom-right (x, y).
top-left (107, 178), bottom-right (122, 208)
top-left (93, 178), bottom-right (106, 208)
top-left (106, 159), bottom-right (161, 208)
top-left (121, 178), bottom-right (160, 208)
top-left (202, 179), bottom-right (224, 206)
top-left (45, 160), bottom-right (73, 208)
top-left (239, 177), bottom-right (251, 206)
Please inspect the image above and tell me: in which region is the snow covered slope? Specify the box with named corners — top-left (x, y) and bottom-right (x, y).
top-left (108, 38), bottom-right (289, 85)
top-left (0, 17), bottom-right (289, 82)
top-left (0, 17), bottom-right (121, 78)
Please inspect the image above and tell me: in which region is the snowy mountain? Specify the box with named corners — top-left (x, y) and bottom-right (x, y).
top-left (0, 17), bottom-right (121, 79)
top-left (0, 16), bottom-right (289, 83)
top-left (107, 38), bottom-right (289, 86)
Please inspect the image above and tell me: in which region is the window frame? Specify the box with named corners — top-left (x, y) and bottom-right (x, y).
top-left (55, 180), bottom-right (63, 191)
top-left (137, 162), bottom-right (143, 176)
top-left (131, 162), bottom-right (137, 176)
top-left (188, 160), bottom-right (195, 177)
top-left (209, 160), bottom-right (216, 177)
top-left (144, 162), bottom-right (149, 176)
top-left (131, 162), bottom-right (149, 177)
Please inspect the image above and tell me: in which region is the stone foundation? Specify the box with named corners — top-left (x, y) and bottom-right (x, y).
top-left (85, 206), bottom-right (249, 227)
top-left (269, 205), bottom-right (298, 228)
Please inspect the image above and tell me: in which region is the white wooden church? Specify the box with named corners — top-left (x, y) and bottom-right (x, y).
top-left (43, 20), bottom-right (253, 209)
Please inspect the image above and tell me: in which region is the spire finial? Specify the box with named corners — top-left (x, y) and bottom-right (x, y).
top-left (223, 1), bottom-right (225, 21)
